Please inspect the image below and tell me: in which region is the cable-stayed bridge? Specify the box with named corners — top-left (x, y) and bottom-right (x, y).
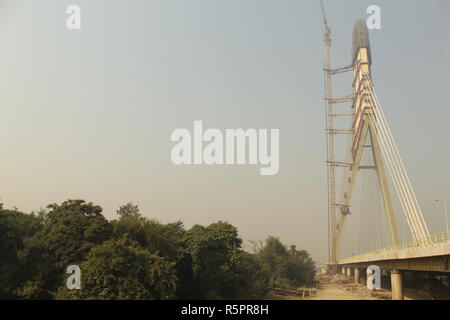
top-left (320, 2), bottom-right (450, 299)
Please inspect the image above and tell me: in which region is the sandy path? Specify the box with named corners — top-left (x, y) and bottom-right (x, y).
top-left (310, 284), bottom-right (365, 300)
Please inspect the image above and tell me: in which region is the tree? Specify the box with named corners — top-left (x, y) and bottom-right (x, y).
top-left (234, 250), bottom-right (269, 299)
top-left (113, 217), bottom-right (185, 263)
top-left (0, 198), bottom-right (316, 299)
top-left (112, 206), bottom-right (192, 298)
top-left (254, 237), bottom-right (316, 289)
top-left (285, 246), bottom-right (316, 287)
top-left (259, 236), bottom-right (289, 287)
top-left (19, 200), bottom-right (113, 298)
top-left (57, 236), bottom-right (177, 300)
top-left (116, 202), bottom-right (141, 219)
top-left (182, 221), bottom-right (250, 299)
top-left (0, 208), bottom-right (42, 298)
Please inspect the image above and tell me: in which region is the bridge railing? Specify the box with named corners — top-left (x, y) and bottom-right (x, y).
top-left (338, 231), bottom-right (450, 264)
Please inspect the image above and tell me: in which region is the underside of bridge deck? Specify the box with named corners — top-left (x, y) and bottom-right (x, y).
top-left (340, 255), bottom-right (450, 273)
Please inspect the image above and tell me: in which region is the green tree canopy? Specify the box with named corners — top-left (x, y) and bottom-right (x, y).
top-left (112, 213), bottom-right (185, 263)
top-left (0, 199), bottom-right (316, 300)
top-left (0, 208), bottom-right (42, 298)
top-left (182, 221), bottom-right (250, 299)
top-left (116, 202), bottom-right (141, 219)
top-left (57, 236), bottom-right (177, 300)
top-left (256, 237), bottom-right (316, 289)
top-left (35, 200), bottom-right (113, 269)
top-left (19, 200), bottom-right (113, 298)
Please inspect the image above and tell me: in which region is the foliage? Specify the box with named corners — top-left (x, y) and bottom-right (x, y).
top-left (0, 208), bottom-right (42, 298)
top-left (256, 237), bottom-right (316, 289)
top-left (18, 200), bottom-right (113, 298)
top-left (112, 216), bottom-right (184, 262)
top-left (182, 221), bottom-right (252, 299)
top-left (285, 245), bottom-right (316, 287)
top-left (259, 236), bottom-right (290, 287)
top-left (56, 236), bottom-right (177, 300)
top-left (0, 200), bottom-right (316, 300)
top-left (116, 202), bottom-right (141, 219)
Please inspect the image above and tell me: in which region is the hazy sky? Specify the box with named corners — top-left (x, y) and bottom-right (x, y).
top-left (0, 0), bottom-right (449, 263)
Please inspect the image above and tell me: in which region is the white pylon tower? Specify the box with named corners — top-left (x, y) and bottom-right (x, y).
top-left (323, 18), bottom-right (431, 258)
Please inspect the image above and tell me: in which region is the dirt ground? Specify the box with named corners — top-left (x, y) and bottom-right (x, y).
top-left (311, 283), bottom-right (366, 300)
top-left (271, 274), bottom-right (435, 300)
top-left (294, 274), bottom-right (415, 300)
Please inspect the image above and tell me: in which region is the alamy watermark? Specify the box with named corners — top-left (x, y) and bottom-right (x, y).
top-left (170, 121), bottom-right (279, 176)
top-left (65, 4), bottom-right (381, 31)
top-left (367, 5), bottom-right (381, 30)
top-left (367, 265), bottom-right (381, 290)
top-left (66, 5), bottom-right (81, 30)
top-left (66, 265), bottom-right (81, 290)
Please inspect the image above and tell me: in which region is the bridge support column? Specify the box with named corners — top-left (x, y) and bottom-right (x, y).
top-left (347, 267), bottom-right (353, 278)
top-left (391, 269), bottom-right (404, 300)
top-left (354, 268), bottom-right (361, 284)
top-left (342, 267), bottom-right (346, 275)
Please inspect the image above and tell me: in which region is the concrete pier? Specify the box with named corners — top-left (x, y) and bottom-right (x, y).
top-left (346, 267), bottom-right (353, 278)
top-left (391, 269), bottom-right (404, 300)
top-left (354, 268), bottom-right (361, 284)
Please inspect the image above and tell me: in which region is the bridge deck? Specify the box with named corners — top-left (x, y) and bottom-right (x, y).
top-left (338, 232), bottom-right (450, 272)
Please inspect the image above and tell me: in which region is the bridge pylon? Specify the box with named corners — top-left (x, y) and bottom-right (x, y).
top-left (335, 20), bottom-right (401, 251)
top-left (324, 20), bottom-right (430, 262)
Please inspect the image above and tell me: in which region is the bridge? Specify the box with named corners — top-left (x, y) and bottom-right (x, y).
top-left (320, 1), bottom-right (450, 300)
